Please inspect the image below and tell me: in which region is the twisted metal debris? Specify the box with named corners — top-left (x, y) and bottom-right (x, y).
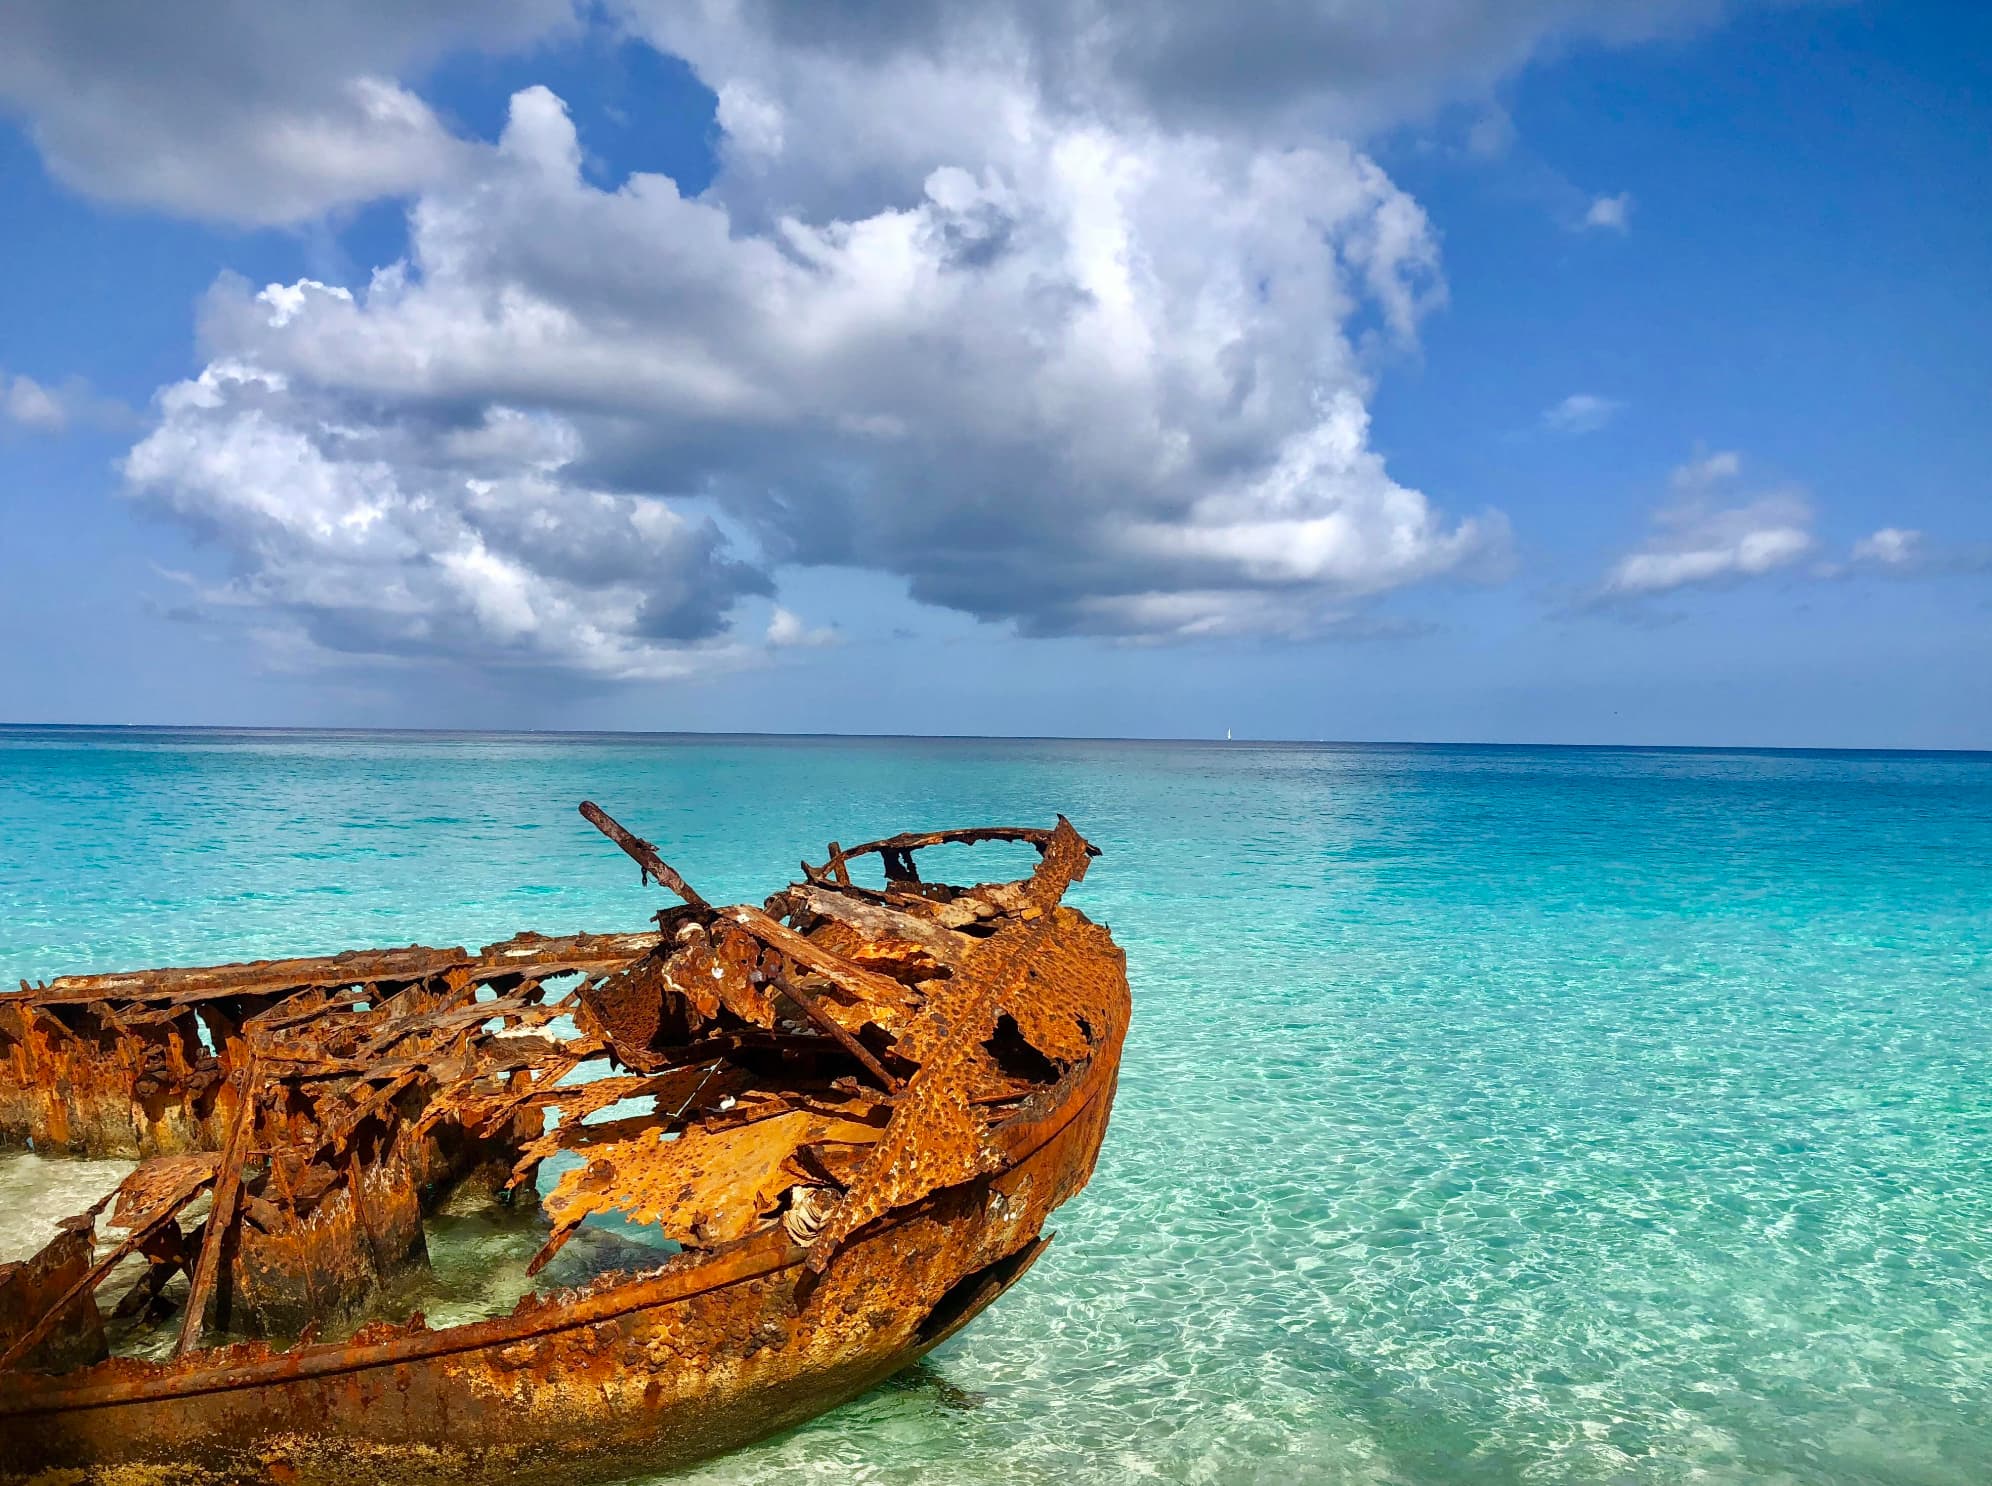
top-left (0, 805), bottom-right (1129, 1484)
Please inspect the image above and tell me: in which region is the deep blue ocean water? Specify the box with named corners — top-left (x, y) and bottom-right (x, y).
top-left (2, 727), bottom-right (1989, 1484)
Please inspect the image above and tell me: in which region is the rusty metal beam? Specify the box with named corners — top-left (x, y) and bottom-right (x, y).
top-left (805, 825), bottom-right (1103, 882)
top-left (29, 946), bottom-right (472, 1005)
top-left (8, 931), bottom-right (663, 1012)
top-left (723, 905), bottom-right (917, 1010)
top-left (579, 801), bottom-right (710, 909)
top-left (767, 973), bottom-right (902, 1094)
top-left (174, 1057), bottom-right (258, 1357)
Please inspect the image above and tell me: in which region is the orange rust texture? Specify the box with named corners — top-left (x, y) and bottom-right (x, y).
top-left (0, 997), bottom-right (230, 1156)
top-left (3, 931), bottom-right (666, 1343)
top-left (230, 1122), bottom-right (432, 1336)
top-left (0, 1226), bottom-right (105, 1374)
top-left (799, 818), bottom-right (1124, 1270)
top-left (1, 934), bottom-right (662, 1162)
top-left (0, 809), bottom-right (1131, 1486)
top-left (3, 1087), bottom-right (1110, 1484)
top-left (197, 937), bottom-right (657, 1333)
top-left (540, 1101), bottom-right (886, 1249)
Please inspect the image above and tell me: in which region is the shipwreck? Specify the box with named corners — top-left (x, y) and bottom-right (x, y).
top-left (0, 805), bottom-right (1129, 1483)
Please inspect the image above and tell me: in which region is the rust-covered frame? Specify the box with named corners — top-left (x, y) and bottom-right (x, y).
top-left (0, 807), bottom-right (1130, 1484)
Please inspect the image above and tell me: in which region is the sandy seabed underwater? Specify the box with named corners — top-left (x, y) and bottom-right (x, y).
top-left (2, 727), bottom-right (1988, 1485)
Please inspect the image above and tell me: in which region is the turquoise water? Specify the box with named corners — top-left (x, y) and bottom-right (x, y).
top-left (3, 727), bottom-right (1990, 1485)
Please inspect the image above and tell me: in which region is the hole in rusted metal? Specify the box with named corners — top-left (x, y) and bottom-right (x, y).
top-left (982, 1013), bottom-right (1060, 1084)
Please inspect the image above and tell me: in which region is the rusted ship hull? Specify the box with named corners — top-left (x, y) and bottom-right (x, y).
top-left (0, 810), bottom-right (1130, 1482)
top-left (1, 1066), bottom-right (1114, 1483)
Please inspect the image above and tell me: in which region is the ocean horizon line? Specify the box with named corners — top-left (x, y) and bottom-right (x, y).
top-left (2, 720), bottom-right (1987, 760)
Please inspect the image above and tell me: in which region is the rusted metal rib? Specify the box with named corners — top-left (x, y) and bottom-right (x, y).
top-left (174, 1057), bottom-right (258, 1357)
top-left (579, 801), bottom-right (710, 909)
top-left (808, 824), bottom-right (1103, 880)
top-left (8, 931), bottom-right (663, 1011)
top-left (724, 905), bottom-right (915, 1010)
top-left (767, 972), bottom-right (902, 1093)
top-left (26, 946), bottom-right (473, 1005)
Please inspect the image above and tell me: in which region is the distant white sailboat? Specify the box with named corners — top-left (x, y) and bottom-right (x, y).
top-left (1225, 728), bottom-right (1233, 741)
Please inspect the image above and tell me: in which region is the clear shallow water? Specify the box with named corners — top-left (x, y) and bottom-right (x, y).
top-left (2, 726), bottom-right (1989, 1485)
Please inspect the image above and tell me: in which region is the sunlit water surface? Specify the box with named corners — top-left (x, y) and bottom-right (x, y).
top-left (2, 728), bottom-right (1988, 1484)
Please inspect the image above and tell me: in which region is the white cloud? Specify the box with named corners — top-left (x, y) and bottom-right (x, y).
top-left (1674, 450), bottom-right (1741, 486)
top-left (1851, 527), bottom-right (1921, 567)
top-left (1542, 392), bottom-right (1622, 434)
top-left (0, 0), bottom-right (1792, 683)
top-left (634, 2), bottom-right (1758, 149)
top-left (123, 360), bottom-right (771, 681)
top-left (1, 369), bottom-right (130, 433)
top-left (714, 82), bottom-right (786, 159)
top-left (0, 2), bottom-right (1767, 226)
top-left (0, 1), bottom-right (578, 224)
top-left (1593, 503), bottom-right (1987, 604)
top-left (1600, 452), bottom-right (1815, 598)
top-left (3, 373), bottom-right (68, 431)
top-left (1582, 191), bottom-right (1633, 232)
top-left (765, 607), bottom-right (838, 648)
top-left (1843, 526), bottom-right (1992, 578)
top-left (125, 79), bottom-right (1504, 672)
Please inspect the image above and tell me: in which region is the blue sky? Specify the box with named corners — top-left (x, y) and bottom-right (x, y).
top-left (1, 1), bottom-right (1986, 747)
